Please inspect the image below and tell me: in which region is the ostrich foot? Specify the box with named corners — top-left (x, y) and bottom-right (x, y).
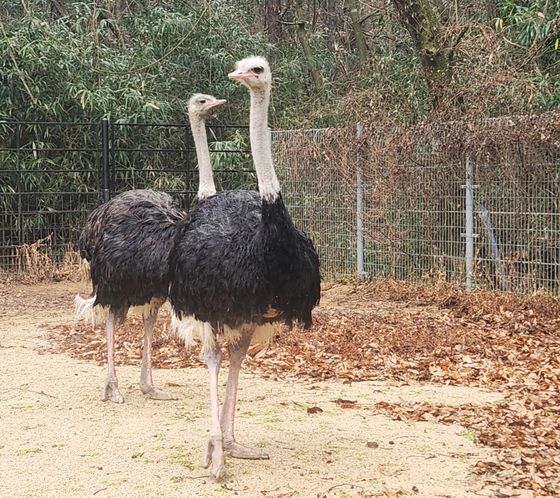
top-left (224, 440), bottom-right (269, 460)
top-left (102, 381), bottom-right (124, 403)
top-left (203, 436), bottom-right (226, 480)
top-left (140, 383), bottom-right (178, 401)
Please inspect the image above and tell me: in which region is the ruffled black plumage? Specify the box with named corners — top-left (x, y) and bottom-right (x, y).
top-left (170, 190), bottom-right (320, 330)
top-left (78, 189), bottom-right (185, 309)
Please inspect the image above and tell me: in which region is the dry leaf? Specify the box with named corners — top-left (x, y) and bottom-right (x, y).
top-left (333, 398), bottom-right (358, 408)
top-left (307, 406), bottom-right (323, 415)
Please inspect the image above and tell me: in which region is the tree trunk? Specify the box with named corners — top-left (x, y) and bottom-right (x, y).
top-left (323, 0), bottom-right (339, 32)
top-left (346, 0), bottom-right (368, 66)
top-left (391, 0), bottom-right (452, 108)
top-left (265, 0), bottom-right (283, 41)
top-left (293, 1), bottom-right (325, 93)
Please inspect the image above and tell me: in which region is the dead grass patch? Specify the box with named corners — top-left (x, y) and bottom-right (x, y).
top-left (1, 236), bottom-right (81, 284)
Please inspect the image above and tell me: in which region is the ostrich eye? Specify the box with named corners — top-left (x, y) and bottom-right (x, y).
top-left (199, 99), bottom-right (206, 104)
top-left (252, 66), bottom-right (264, 74)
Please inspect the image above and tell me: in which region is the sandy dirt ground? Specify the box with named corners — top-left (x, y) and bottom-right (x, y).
top-left (0, 281), bottom-right (503, 498)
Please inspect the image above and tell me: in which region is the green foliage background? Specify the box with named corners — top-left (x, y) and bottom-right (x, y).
top-left (0, 0), bottom-right (558, 125)
top-left (0, 0), bottom-right (558, 269)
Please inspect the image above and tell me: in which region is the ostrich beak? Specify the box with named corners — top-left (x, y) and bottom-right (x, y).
top-left (206, 99), bottom-right (227, 109)
top-left (228, 70), bottom-right (254, 82)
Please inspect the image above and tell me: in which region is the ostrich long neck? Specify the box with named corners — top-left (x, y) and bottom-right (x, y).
top-left (189, 114), bottom-right (216, 200)
top-left (249, 86), bottom-right (280, 201)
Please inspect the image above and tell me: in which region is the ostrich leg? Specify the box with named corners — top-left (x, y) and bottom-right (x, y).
top-left (102, 308), bottom-right (126, 403)
top-left (139, 305), bottom-right (177, 400)
top-left (221, 331), bottom-right (269, 459)
top-left (203, 347), bottom-right (226, 479)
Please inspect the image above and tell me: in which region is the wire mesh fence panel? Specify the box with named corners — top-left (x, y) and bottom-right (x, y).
top-left (0, 120), bottom-right (252, 271)
top-left (271, 113), bottom-right (560, 294)
top-left (473, 143), bottom-right (560, 294)
top-left (0, 122), bottom-right (100, 270)
top-left (363, 129), bottom-right (466, 284)
top-left (272, 128), bottom-right (357, 279)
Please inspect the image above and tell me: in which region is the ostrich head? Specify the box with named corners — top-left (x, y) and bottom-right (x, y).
top-left (228, 56), bottom-right (271, 91)
top-left (187, 94), bottom-right (226, 120)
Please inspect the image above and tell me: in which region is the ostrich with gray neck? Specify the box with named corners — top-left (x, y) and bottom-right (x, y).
top-left (188, 94), bottom-right (226, 199)
top-left (74, 95), bottom-right (226, 403)
top-left (170, 57), bottom-right (320, 479)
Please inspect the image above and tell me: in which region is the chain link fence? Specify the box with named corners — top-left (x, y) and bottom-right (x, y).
top-left (272, 128), bottom-right (357, 279)
top-left (272, 113), bottom-right (560, 294)
top-left (1, 115), bottom-right (558, 294)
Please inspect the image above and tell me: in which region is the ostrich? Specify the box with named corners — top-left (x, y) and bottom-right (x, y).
top-left (170, 56), bottom-right (320, 479)
top-left (188, 94), bottom-right (227, 200)
top-left (75, 95), bottom-right (226, 403)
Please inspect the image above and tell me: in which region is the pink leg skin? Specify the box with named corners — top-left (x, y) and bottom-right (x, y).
top-left (102, 311), bottom-right (124, 403)
top-left (139, 309), bottom-right (177, 400)
top-left (221, 331), bottom-right (269, 460)
top-left (203, 347), bottom-right (226, 479)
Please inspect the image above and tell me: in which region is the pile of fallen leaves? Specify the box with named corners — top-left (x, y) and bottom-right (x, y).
top-left (48, 282), bottom-right (560, 495)
top-left (51, 315), bottom-right (205, 369)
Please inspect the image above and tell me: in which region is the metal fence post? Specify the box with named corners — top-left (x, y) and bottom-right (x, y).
top-left (464, 154), bottom-right (475, 289)
top-left (100, 118), bottom-right (111, 202)
top-left (356, 122), bottom-right (366, 279)
top-left (15, 123), bottom-right (23, 248)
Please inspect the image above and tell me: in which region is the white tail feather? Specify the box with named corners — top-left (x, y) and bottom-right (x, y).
top-left (74, 294), bottom-right (108, 326)
top-left (79, 258), bottom-right (91, 284)
top-left (171, 313), bottom-right (216, 356)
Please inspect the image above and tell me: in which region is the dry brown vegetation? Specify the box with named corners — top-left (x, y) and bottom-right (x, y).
top-left (46, 280), bottom-right (560, 496)
top-left (1, 237), bottom-right (81, 284)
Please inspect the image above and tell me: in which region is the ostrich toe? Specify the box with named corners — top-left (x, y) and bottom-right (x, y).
top-left (140, 384), bottom-right (178, 400)
top-left (203, 436), bottom-right (226, 480)
top-left (102, 381), bottom-right (124, 403)
top-left (224, 440), bottom-right (269, 460)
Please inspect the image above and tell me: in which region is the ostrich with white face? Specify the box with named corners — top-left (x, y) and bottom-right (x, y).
top-left (75, 95), bottom-right (226, 403)
top-left (170, 56), bottom-right (320, 479)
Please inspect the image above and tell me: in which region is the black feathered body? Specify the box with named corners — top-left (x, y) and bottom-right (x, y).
top-left (170, 190), bottom-right (320, 331)
top-left (79, 189), bottom-right (185, 309)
